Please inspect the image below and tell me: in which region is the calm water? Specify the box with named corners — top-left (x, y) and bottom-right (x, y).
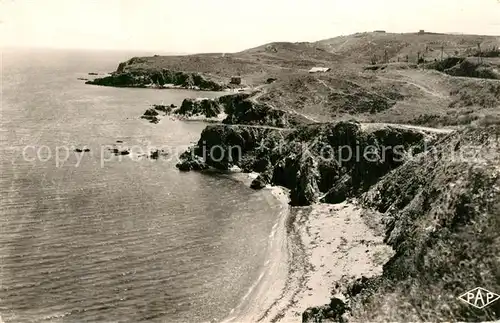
top-left (0, 48), bottom-right (281, 322)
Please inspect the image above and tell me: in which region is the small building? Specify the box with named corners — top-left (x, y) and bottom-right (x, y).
top-left (418, 30), bottom-right (425, 34)
top-left (374, 30), bottom-right (386, 33)
top-left (230, 76), bottom-right (241, 85)
top-left (308, 67), bottom-right (331, 73)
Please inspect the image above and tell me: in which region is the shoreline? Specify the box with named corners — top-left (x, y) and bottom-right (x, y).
top-left (219, 172), bottom-right (292, 323)
top-left (219, 170), bottom-right (393, 323)
top-left (272, 202), bottom-right (394, 322)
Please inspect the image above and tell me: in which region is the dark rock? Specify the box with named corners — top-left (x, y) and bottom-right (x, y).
top-left (303, 297), bottom-right (348, 323)
top-left (307, 126), bottom-right (500, 322)
top-left (250, 172), bottom-right (272, 189)
top-left (109, 148), bottom-right (130, 156)
top-left (176, 98), bottom-right (221, 118)
top-left (176, 121), bottom-right (433, 206)
top-left (141, 108), bottom-right (160, 123)
top-left (346, 276), bottom-right (370, 297)
top-left (153, 104), bottom-right (175, 114)
top-left (141, 116), bottom-right (160, 124)
top-left (176, 158), bottom-right (209, 171)
top-left (86, 68), bottom-right (225, 91)
top-left (142, 108), bottom-right (159, 117)
top-left (88, 72), bottom-right (98, 75)
top-left (221, 94), bottom-right (302, 128)
top-left (149, 149), bottom-right (168, 160)
top-left (176, 147), bottom-right (209, 171)
top-left (74, 148), bottom-right (90, 153)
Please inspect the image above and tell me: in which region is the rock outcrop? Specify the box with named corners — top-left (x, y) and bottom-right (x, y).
top-left (176, 98), bottom-right (222, 118)
top-left (176, 121), bottom-right (436, 206)
top-left (86, 68), bottom-right (225, 91)
top-left (140, 108), bottom-right (160, 123)
top-left (221, 94), bottom-right (306, 127)
top-left (143, 92), bottom-right (308, 127)
top-left (174, 93), bottom-right (304, 127)
top-left (153, 104), bottom-right (176, 114)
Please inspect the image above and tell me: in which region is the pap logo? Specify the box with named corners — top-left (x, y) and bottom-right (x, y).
top-left (458, 287), bottom-right (500, 309)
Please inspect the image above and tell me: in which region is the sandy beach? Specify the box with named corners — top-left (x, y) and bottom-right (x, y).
top-left (223, 173), bottom-right (393, 323)
top-left (267, 202), bottom-right (394, 322)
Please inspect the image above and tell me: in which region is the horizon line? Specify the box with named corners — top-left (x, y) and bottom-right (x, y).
top-left (2, 29), bottom-right (499, 55)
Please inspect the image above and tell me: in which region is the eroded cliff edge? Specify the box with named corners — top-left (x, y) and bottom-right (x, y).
top-left (141, 93), bottom-right (311, 127)
top-left (86, 57), bottom-right (226, 91)
top-left (176, 121), bottom-right (440, 206)
top-left (303, 126), bottom-right (500, 322)
top-left (176, 119), bottom-right (500, 321)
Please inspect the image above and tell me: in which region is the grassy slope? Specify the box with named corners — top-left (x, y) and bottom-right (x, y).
top-left (119, 32), bottom-right (500, 127)
top-left (352, 126), bottom-right (500, 322)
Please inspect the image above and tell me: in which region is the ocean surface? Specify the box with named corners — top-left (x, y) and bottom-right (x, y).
top-left (0, 48), bottom-right (282, 322)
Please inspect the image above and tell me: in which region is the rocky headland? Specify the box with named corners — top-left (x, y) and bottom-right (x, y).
top-left (86, 62), bottom-right (225, 91)
top-left (140, 92), bottom-right (310, 127)
top-left (176, 121), bottom-right (442, 206)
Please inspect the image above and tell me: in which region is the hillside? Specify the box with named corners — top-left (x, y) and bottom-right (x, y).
top-left (90, 31), bottom-right (500, 322)
top-left (87, 32), bottom-right (500, 127)
top-left (304, 125), bottom-right (500, 322)
top-left (316, 32), bottom-right (500, 64)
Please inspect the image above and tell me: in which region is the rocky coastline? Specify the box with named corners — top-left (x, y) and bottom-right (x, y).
top-left (175, 115), bottom-right (500, 321)
top-left (101, 31), bottom-right (500, 321)
top-left (139, 92), bottom-right (308, 127)
top-left (142, 75), bottom-right (499, 320)
top-left (175, 121), bottom-right (441, 205)
top-left (86, 57), bottom-right (226, 91)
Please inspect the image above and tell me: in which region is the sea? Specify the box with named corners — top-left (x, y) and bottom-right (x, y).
top-left (0, 48), bottom-right (282, 323)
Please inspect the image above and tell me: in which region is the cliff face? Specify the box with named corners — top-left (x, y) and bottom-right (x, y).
top-left (86, 68), bottom-right (225, 91)
top-left (176, 121), bottom-right (436, 206)
top-left (303, 126), bottom-right (500, 322)
top-left (145, 93), bottom-right (307, 128)
top-left (220, 93), bottom-right (308, 128)
top-left (176, 98), bottom-right (222, 118)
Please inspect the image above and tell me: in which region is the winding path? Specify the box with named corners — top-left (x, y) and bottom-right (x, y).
top-left (376, 71), bottom-right (450, 100)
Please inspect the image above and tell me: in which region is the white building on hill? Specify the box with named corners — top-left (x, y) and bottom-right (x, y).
top-left (308, 67), bottom-right (331, 73)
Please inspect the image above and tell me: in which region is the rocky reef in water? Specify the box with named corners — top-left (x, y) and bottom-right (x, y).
top-left (140, 108), bottom-right (160, 124)
top-left (302, 125), bottom-right (500, 322)
top-left (86, 68), bottom-right (225, 91)
top-left (176, 121), bottom-right (439, 206)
